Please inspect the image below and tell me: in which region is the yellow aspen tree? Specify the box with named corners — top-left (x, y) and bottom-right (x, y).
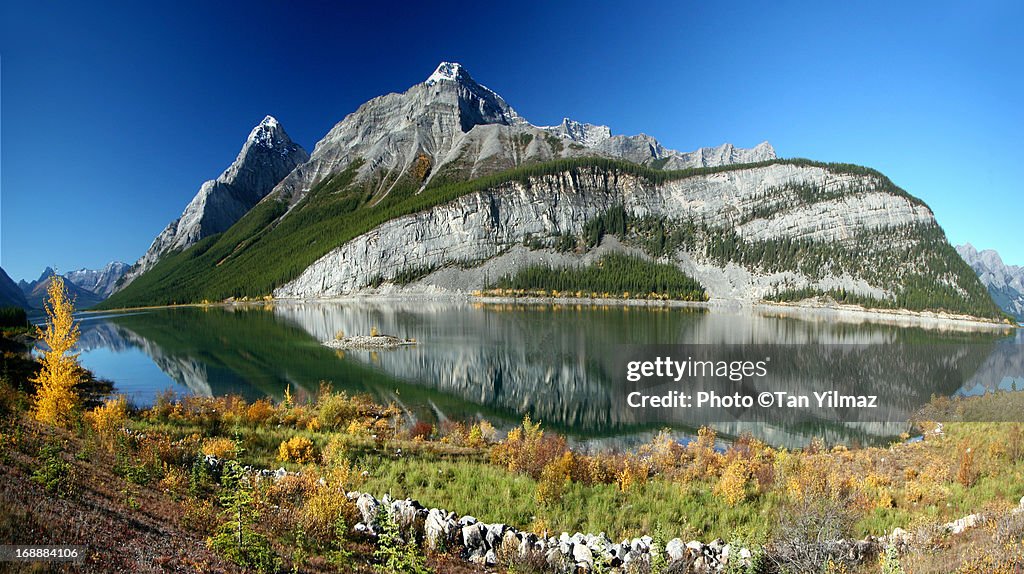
top-left (31, 276), bottom-right (81, 426)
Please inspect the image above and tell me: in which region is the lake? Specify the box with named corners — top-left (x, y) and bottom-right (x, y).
top-left (73, 300), bottom-right (1024, 449)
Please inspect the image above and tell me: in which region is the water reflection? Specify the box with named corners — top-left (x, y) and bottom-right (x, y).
top-left (74, 301), bottom-right (1022, 448)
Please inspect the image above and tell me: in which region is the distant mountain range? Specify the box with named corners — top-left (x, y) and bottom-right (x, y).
top-left (94, 62), bottom-right (1003, 321)
top-left (2, 263), bottom-right (129, 311)
top-left (957, 244), bottom-right (1024, 322)
top-left (66, 262), bottom-right (130, 298)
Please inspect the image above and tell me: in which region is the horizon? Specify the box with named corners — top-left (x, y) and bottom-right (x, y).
top-left (2, 1), bottom-right (1022, 282)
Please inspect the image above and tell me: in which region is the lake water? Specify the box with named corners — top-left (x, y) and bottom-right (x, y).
top-left (73, 301), bottom-right (1024, 449)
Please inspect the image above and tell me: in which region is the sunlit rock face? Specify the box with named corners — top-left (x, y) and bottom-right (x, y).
top-left (276, 163), bottom-right (934, 301)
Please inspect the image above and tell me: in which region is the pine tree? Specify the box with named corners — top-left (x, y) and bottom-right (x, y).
top-left (31, 276), bottom-right (81, 427)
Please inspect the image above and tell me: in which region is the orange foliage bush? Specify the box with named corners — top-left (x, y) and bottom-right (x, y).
top-left (490, 416), bottom-right (568, 480)
top-left (278, 436), bottom-right (317, 464)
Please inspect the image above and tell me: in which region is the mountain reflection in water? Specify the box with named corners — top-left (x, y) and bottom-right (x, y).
top-left (73, 301), bottom-right (1022, 448)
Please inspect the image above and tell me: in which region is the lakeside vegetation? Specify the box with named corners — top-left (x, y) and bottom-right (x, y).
top-left (485, 253), bottom-right (707, 301)
top-left (6, 287), bottom-right (1024, 572)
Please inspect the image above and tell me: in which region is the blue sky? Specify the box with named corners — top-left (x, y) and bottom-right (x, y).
top-left (1, 0), bottom-right (1021, 282)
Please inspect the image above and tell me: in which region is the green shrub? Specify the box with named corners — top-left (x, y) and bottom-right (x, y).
top-left (374, 506), bottom-right (428, 574)
top-left (31, 440), bottom-right (76, 497)
top-left (208, 460), bottom-right (281, 573)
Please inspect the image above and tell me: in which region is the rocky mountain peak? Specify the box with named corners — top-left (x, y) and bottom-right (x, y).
top-left (751, 141), bottom-right (777, 159)
top-left (426, 61), bottom-right (472, 85)
top-left (550, 118), bottom-right (613, 147)
top-left (237, 115), bottom-right (305, 161)
top-left (118, 116), bottom-right (309, 290)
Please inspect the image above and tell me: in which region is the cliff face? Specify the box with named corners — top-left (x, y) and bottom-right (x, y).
top-left (275, 163), bottom-right (937, 302)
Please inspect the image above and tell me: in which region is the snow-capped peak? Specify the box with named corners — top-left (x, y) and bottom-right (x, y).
top-left (426, 62), bottom-right (472, 85)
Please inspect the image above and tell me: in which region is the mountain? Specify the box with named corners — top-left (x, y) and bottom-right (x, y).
top-left (103, 62), bottom-right (1003, 321)
top-left (957, 244), bottom-right (1024, 321)
top-left (117, 116), bottom-right (309, 289)
top-left (0, 267), bottom-right (29, 309)
top-left (22, 268), bottom-right (104, 310)
top-left (65, 261), bottom-right (129, 298)
top-left (266, 62), bottom-right (773, 208)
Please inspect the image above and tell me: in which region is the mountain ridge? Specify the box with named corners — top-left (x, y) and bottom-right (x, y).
top-left (20, 268), bottom-right (105, 310)
top-left (65, 261), bottom-right (129, 298)
top-left (957, 244), bottom-right (1024, 321)
top-left (0, 267), bottom-right (29, 309)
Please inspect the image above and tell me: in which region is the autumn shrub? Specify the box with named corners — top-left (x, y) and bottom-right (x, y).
top-left (407, 421), bottom-right (433, 441)
top-left (181, 495), bottom-right (218, 535)
top-left (956, 442), bottom-right (979, 487)
top-left (372, 418), bottom-right (396, 443)
top-left (317, 390), bottom-right (363, 430)
top-left (642, 429), bottom-right (683, 473)
top-left (201, 437), bottom-right (238, 460)
top-left (322, 434), bottom-right (351, 467)
top-left (617, 456), bottom-right (650, 493)
top-left (466, 423), bottom-right (486, 448)
top-left (159, 464), bottom-right (189, 499)
top-left (684, 426), bottom-right (723, 480)
top-left (345, 418), bottom-right (372, 437)
top-left (245, 399), bottom-right (275, 425)
top-left (438, 421), bottom-right (467, 445)
top-left (85, 395), bottom-right (128, 450)
top-left (715, 459), bottom-right (753, 505)
top-left (279, 436), bottom-right (317, 464)
top-left (536, 451), bottom-right (573, 504)
top-left (278, 401), bottom-right (318, 429)
top-left (302, 482), bottom-right (355, 545)
top-left (490, 416), bottom-right (568, 479)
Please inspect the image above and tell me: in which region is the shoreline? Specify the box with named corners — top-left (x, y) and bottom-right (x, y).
top-left (88, 291), bottom-right (1017, 332)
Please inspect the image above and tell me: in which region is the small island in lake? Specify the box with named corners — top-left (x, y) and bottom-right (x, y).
top-left (323, 331), bottom-right (417, 350)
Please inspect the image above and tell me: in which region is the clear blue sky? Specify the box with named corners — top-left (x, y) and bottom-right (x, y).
top-left (1, 0), bottom-right (1021, 282)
